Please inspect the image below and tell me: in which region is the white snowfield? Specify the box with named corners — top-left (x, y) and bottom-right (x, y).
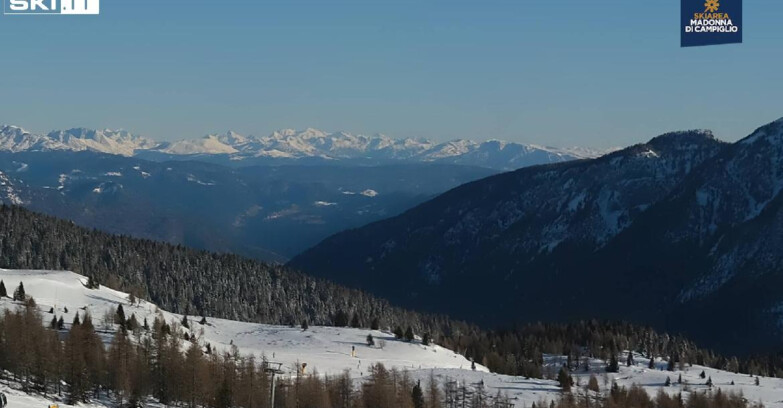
top-left (1, 269), bottom-right (783, 408)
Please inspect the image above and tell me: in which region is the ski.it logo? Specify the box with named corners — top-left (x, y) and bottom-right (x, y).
top-left (4, 0), bottom-right (99, 14)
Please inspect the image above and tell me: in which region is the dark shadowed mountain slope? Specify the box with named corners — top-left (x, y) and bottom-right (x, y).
top-left (290, 130), bottom-right (726, 323)
top-left (290, 120), bottom-right (783, 353)
top-left (590, 118), bottom-right (783, 351)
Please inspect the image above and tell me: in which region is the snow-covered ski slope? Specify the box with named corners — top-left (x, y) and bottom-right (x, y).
top-left (2, 268), bottom-right (783, 408)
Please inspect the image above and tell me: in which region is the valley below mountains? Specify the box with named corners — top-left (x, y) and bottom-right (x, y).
top-left (0, 151), bottom-right (495, 261)
top-left (0, 123), bottom-right (606, 261)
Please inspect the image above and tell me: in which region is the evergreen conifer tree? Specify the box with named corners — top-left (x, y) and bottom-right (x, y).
top-left (411, 380), bottom-right (425, 408)
top-left (607, 354), bottom-right (619, 373)
top-left (394, 326), bottom-right (404, 339)
top-left (367, 333), bottom-right (375, 347)
top-left (127, 313), bottom-right (138, 331)
top-left (333, 309), bottom-right (349, 327)
top-left (116, 304), bottom-right (126, 325)
top-left (350, 312), bottom-right (361, 328)
top-left (13, 282), bottom-right (25, 301)
top-left (86, 275), bottom-right (99, 289)
top-left (404, 326), bottom-right (415, 342)
top-left (0, 280), bottom-right (6, 297)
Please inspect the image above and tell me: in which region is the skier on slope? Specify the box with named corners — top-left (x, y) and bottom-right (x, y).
top-left (0, 392), bottom-right (7, 408)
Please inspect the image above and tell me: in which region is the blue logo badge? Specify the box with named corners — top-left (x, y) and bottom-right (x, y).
top-left (681, 0), bottom-right (742, 47)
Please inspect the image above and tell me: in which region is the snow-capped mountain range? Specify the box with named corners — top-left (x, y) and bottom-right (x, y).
top-left (0, 125), bottom-right (607, 170)
top-left (0, 125), bottom-right (157, 157)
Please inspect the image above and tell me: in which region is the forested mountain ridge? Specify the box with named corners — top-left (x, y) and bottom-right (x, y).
top-left (290, 117), bottom-right (783, 353)
top-left (0, 204), bottom-right (748, 383)
top-left (0, 204), bottom-right (462, 338)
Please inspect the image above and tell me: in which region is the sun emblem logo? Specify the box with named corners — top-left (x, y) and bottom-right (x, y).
top-left (704, 0), bottom-right (720, 12)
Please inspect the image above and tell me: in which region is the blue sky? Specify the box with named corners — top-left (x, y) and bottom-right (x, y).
top-left (0, 0), bottom-right (781, 148)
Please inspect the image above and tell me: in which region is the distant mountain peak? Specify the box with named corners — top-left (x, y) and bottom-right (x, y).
top-left (159, 132), bottom-right (240, 155)
top-left (272, 128), bottom-right (329, 139)
top-left (622, 130), bottom-right (723, 158)
top-left (740, 116), bottom-right (783, 146)
top-left (215, 130), bottom-right (249, 145)
top-left (648, 129), bottom-right (715, 143)
top-left (1, 124), bottom-right (30, 133)
top-left (46, 127), bottom-right (157, 156)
